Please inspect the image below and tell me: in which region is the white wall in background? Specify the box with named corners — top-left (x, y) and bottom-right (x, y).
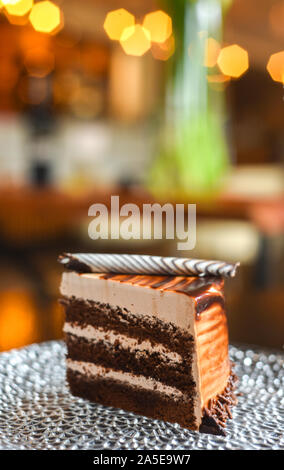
top-left (0, 115), bottom-right (156, 188)
top-left (57, 118), bottom-right (156, 186)
top-left (0, 115), bottom-right (29, 184)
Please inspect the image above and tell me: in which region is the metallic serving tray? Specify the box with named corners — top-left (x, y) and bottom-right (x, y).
top-left (0, 341), bottom-right (283, 450)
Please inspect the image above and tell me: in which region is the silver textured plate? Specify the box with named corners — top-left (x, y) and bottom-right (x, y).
top-left (0, 341), bottom-right (283, 450)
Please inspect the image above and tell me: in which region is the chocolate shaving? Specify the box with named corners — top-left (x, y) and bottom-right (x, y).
top-left (199, 368), bottom-right (238, 436)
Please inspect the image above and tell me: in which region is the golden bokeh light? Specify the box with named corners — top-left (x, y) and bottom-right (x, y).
top-left (5, 11), bottom-right (29, 25)
top-left (103, 8), bottom-right (135, 41)
top-left (143, 10), bottom-right (172, 44)
top-left (1, 0), bottom-right (22, 5)
top-left (29, 0), bottom-right (63, 34)
top-left (120, 25), bottom-right (151, 57)
top-left (204, 37), bottom-right (221, 67)
top-left (151, 35), bottom-right (175, 61)
top-left (266, 51), bottom-right (284, 83)
top-left (24, 47), bottom-right (54, 78)
top-left (217, 44), bottom-right (249, 78)
top-left (4, 0), bottom-right (33, 16)
top-left (207, 73), bottom-right (230, 83)
top-left (207, 74), bottom-right (231, 93)
top-left (207, 73), bottom-right (231, 92)
top-left (0, 290), bottom-right (36, 351)
top-left (19, 28), bottom-right (51, 51)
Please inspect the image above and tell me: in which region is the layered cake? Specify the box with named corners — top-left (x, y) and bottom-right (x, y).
top-left (59, 253), bottom-right (239, 435)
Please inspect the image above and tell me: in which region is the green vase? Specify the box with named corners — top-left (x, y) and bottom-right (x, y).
top-left (148, 0), bottom-right (231, 200)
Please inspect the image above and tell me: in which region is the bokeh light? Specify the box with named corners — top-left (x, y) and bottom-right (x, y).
top-left (1, 0), bottom-right (22, 5)
top-left (24, 47), bottom-right (54, 78)
top-left (4, 0), bottom-right (33, 15)
top-left (266, 51), bottom-right (284, 83)
top-left (217, 44), bottom-right (249, 78)
top-left (207, 73), bottom-right (231, 91)
top-left (204, 37), bottom-right (221, 67)
top-left (4, 0), bottom-right (32, 25)
top-left (103, 8), bottom-right (135, 41)
top-left (0, 290), bottom-right (36, 351)
top-left (29, 0), bottom-right (63, 34)
top-left (19, 28), bottom-right (51, 51)
top-left (151, 35), bottom-right (175, 61)
top-left (143, 10), bottom-right (172, 44)
top-left (120, 25), bottom-right (151, 57)
top-left (5, 11), bottom-right (29, 25)
top-left (207, 73), bottom-right (230, 82)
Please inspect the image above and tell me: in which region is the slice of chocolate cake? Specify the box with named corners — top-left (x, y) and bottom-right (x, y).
top-left (59, 253), bottom-right (239, 435)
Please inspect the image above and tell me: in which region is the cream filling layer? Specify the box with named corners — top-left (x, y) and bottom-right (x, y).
top-left (67, 359), bottom-right (185, 399)
top-left (64, 322), bottom-right (182, 363)
top-left (60, 271), bottom-right (195, 331)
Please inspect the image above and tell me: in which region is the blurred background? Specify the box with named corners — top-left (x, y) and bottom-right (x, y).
top-left (0, 0), bottom-right (283, 352)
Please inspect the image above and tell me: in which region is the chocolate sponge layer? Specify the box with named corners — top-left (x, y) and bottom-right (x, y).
top-left (67, 368), bottom-right (199, 431)
top-left (66, 333), bottom-right (195, 393)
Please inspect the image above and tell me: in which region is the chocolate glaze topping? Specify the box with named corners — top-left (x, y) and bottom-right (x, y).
top-left (99, 273), bottom-right (224, 317)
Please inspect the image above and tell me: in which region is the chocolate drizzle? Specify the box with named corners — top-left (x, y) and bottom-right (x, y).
top-left (195, 295), bottom-right (225, 317)
top-left (177, 277), bottom-right (223, 296)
